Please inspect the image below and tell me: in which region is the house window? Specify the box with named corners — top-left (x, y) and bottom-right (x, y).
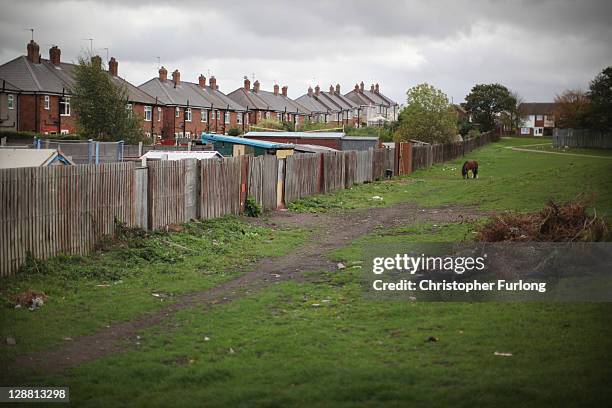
top-left (157, 107), bottom-right (162, 121)
top-left (265, 111), bottom-right (270, 119)
top-left (7, 94), bottom-right (14, 109)
top-left (257, 111), bottom-right (262, 120)
top-left (144, 106), bottom-right (152, 121)
top-left (536, 115), bottom-right (543, 121)
top-left (278, 112), bottom-right (284, 122)
top-left (224, 111), bottom-right (230, 124)
top-left (216, 110), bottom-right (220, 120)
top-left (201, 110), bottom-right (207, 122)
top-left (60, 129), bottom-right (69, 135)
top-left (126, 103), bottom-right (133, 117)
top-left (175, 107), bottom-right (180, 118)
top-left (185, 131), bottom-right (191, 138)
top-left (60, 97), bottom-right (70, 116)
top-left (237, 113), bottom-right (242, 125)
top-left (185, 108), bottom-right (192, 122)
top-left (44, 95), bottom-right (50, 110)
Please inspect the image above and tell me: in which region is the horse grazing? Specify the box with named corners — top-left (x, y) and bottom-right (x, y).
top-left (462, 160), bottom-right (479, 179)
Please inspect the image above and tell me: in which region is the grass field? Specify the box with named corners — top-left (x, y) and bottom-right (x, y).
top-left (1, 137), bottom-right (611, 407)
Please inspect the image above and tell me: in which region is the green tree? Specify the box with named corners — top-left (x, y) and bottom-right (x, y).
top-left (394, 83), bottom-right (457, 144)
top-left (553, 89), bottom-right (590, 129)
top-left (587, 66), bottom-right (612, 130)
top-left (464, 83), bottom-right (516, 132)
top-left (71, 56), bottom-right (145, 143)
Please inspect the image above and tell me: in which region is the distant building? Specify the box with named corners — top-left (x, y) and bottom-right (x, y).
top-left (139, 70), bottom-right (247, 143)
top-left (344, 82), bottom-right (399, 126)
top-left (295, 84), bottom-right (358, 126)
top-left (519, 103), bottom-right (556, 136)
top-left (227, 79), bottom-right (310, 128)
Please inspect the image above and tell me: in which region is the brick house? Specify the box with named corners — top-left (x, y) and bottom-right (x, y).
top-left (0, 41), bottom-right (162, 138)
top-left (0, 78), bottom-right (20, 132)
top-left (295, 86), bottom-right (335, 124)
top-left (518, 103), bottom-right (556, 136)
top-left (296, 84), bottom-right (359, 126)
top-left (344, 82), bottom-right (399, 126)
top-left (227, 79), bottom-right (310, 128)
top-left (139, 68), bottom-right (247, 143)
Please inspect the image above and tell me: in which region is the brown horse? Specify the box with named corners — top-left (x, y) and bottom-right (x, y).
top-left (462, 160), bottom-right (479, 179)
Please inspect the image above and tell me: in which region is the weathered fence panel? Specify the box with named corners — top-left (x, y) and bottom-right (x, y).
top-left (344, 151), bottom-right (357, 188)
top-left (147, 160), bottom-right (188, 230)
top-left (395, 142), bottom-right (413, 175)
top-left (0, 162), bottom-right (136, 277)
top-left (200, 157), bottom-right (242, 219)
top-left (355, 150), bottom-right (373, 184)
top-left (284, 154), bottom-right (321, 203)
top-left (322, 152), bottom-right (346, 193)
top-left (371, 148), bottom-right (395, 179)
top-left (553, 128), bottom-right (612, 149)
top-left (248, 155), bottom-right (278, 210)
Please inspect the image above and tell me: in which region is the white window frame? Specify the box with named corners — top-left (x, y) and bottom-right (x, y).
top-left (265, 111), bottom-right (270, 119)
top-left (201, 109), bottom-right (207, 122)
top-left (60, 129), bottom-right (69, 135)
top-left (185, 131), bottom-right (191, 138)
top-left (215, 110), bottom-right (220, 120)
top-left (60, 97), bottom-right (70, 116)
top-left (224, 111), bottom-right (230, 124)
top-left (44, 95), bottom-right (50, 110)
top-left (7, 94), bottom-right (14, 110)
top-left (237, 113), bottom-right (242, 124)
top-left (175, 107), bottom-right (180, 118)
top-left (278, 112), bottom-right (284, 122)
top-left (144, 105), bottom-right (152, 121)
top-left (157, 106), bottom-right (162, 122)
top-left (185, 107), bottom-right (192, 122)
top-left (126, 103), bottom-right (133, 117)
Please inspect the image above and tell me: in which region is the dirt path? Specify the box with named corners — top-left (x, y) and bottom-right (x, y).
top-left (8, 203), bottom-right (487, 374)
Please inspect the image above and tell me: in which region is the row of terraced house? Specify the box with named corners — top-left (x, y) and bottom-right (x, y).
top-left (0, 40), bottom-right (399, 144)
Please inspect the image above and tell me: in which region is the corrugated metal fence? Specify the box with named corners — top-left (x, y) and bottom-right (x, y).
top-left (1, 132), bottom-right (499, 276)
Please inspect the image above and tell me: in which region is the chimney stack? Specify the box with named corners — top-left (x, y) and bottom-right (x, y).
top-left (199, 74), bottom-right (206, 88)
top-left (329, 85), bottom-right (334, 94)
top-left (359, 81), bottom-right (364, 92)
top-left (354, 84), bottom-right (359, 92)
top-left (49, 46), bottom-right (61, 66)
top-left (209, 76), bottom-right (217, 90)
top-left (375, 83), bottom-right (379, 93)
top-left (26, 40), bottom-right (41, 64)
top-left (336, 84), bottom-right (340, 94)
top-left (274, 84), bottom-right (279, 95)
top-left (308, 86), bottom-right (313, 96)
top-left (91, 55), bottom-right (102, 70)
top-left (370, 84), bottom-right (375, 92)
top-left (281, 86), bottom-right (288, 97)
top-left (172, 69), bottom-right (180, 86)
top-left (109, 57), bottom-right (118, 76)
top-left (253, 80), bottom-right (260, 93)
top-left (314, 85), bottom-right (320, 96)
top-left (159, 66), bottom-right (168, 81)
top-left (244, 78), bottom-right (250, 91)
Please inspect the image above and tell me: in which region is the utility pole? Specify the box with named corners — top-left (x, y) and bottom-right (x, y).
top-left (83, 38), bottom-right (94, 54)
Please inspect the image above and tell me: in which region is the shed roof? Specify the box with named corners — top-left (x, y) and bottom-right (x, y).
top-left (0, 148), bottom-right (74, 168)
top-left (201, 133), bottom-right (293, 149)
top-left (140, 150), bottom-right (223, 161)
top-left (244, 131), bottom-right (345, 139)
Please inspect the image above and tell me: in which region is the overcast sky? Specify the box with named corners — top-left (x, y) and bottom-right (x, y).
top-left (1, 0), bottom-right (611, 105)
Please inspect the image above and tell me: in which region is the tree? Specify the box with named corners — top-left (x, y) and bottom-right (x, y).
top-left (587, 66), bottom-right (612, 130)
top-left (394, 83), bottom-right (457, 144)
top-left (71, 56), bottom-right (145, 143)
top-left (553, 89), bottom-right (590, 129)
top-left (464, 83), bottom-right (516, 132)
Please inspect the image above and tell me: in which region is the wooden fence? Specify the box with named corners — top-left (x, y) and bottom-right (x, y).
top-left (553, 128), bottom-right (612, 149)
top-left (1, 132), bottom-right (500, 276)
top-left (0, 162), bottom-right (137, 277)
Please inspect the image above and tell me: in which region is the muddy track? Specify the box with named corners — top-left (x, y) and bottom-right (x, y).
top-left (7, 203), bottom-right (487, 374)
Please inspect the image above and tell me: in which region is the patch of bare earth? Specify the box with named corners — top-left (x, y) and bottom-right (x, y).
top-left (6, 203), bottom-right (487, 374)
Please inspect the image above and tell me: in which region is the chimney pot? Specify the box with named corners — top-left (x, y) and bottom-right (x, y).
top-left (49, 46), bottom-right (61, 66)
top-left (244, 78), bottom-right (250, 91)
top-left (159, 66), bottom-right (168, 81)
top-left (375, 83), bottom-right (379, 93)
top-left (209, 75), bottom-right (217, 90)
top-left (359, 81), bottom-right (364, 92)
top-left (336, 84), bottom-right (341, 94)
top-left (329, 85), bottom-right (334, 94)
top-left (281, 86), bottom-right (288, 97)
top-left (274, 84), bottom-right (279, 95)
top-left (308, 86), bottom-right (313, 96)
top-left (354, 84), bottom-right (359, 92)
top-left (199, 74), bottom-right (206, 88)
top-left (172, 69), bottom-right (180, 85)
top-left (26, 40), bottom-right (41, 64)
top-left (370, 84), bottom-right (375, 92)
top-left (315, 85), bottom-right (320, 96)
top-left (253, 80), bottom-right (260, 93)
top-left (91, 55), bottom-right (102, 70)
top-left (109, 57), bottom-right (118, 76)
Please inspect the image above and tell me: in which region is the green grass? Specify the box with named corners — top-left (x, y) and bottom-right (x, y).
top-left (0, 217), bottom-right (306, 360)
top-left (288, 137), bottom-right (612, 218)
top-left (12, 222), bottom-right (611, 407)
top-left (510, 142), bottom-right (612, 157)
